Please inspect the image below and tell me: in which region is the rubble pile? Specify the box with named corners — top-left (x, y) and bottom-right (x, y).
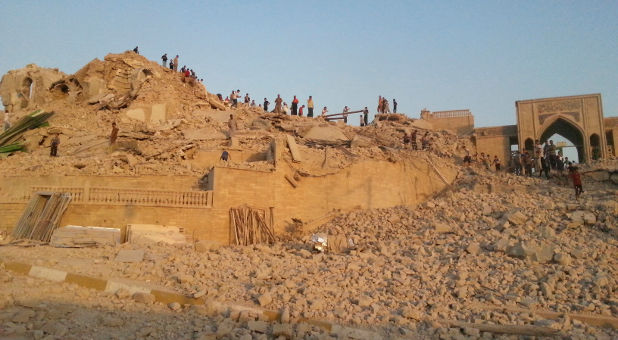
top-left (1, 168), bottom-right (616, 338)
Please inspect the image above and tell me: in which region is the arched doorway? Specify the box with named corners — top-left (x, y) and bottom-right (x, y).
top-left (524, 138), bottom-right (534, 152)
top-left (540, 117), bottom-right (585, 163)
top-left (590, 134), bottom-right (601, 160)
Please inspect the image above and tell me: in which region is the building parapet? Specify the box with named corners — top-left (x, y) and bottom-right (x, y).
top-left (7, 186), bottom-right (213, 208)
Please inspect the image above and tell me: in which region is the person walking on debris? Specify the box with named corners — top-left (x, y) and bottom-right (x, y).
top-left (274, 95), bottom-right (283, 113)
top-left (263, 98), bottom-right (270, 112)
top-left (220, 150), bottom-right (231, 163)
top-left (493, 155), bottom-right (501, 171)
top-left (173, 55), bottom-right (179, 72)
top-left (227, 114), bottom-right (237, 138)
top-left (133, 46), bottom-right (139, 54)
top-left (539, 155), bottom-right (550, 179)
top-left (569, 166), bottom-right (583, 199)
top-left (161, 53), bottom-right (168, 67)
top-left (393, 98), bottom-right (398, 113)
top-left (50, 134), bottom-right (60, 157)
top-left (109, 122), bottom-right (119, 145)
top-left (463, 150), bottom-right (472, 166)
top-left (363, 107), bottom-right (369, 126)
top-left (307, 96), bottom-right (314, 117)
top-left (291, 96), bottom-right (299, 115)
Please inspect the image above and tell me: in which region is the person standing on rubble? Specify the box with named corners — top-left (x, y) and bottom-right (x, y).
top-left (291, 96), bottom-right (299, 115)
top-left (230, 90), bottom-right (238, 108)
top-left (228, 114), bottom-right (237, 138)
top-left (363, 107), bottom-right (369, 126)
top-left (383, 98), bottom-right (391, 113)
top-left (133, 46), bottom-right (139, 54)
top-left (50, 134), bottom-right (60, 157)
top-left (283, 102), bottom-right (290, 115)
top-left (299, 105), bottom-right (305, 117)
top-left (321, 106), bottom-right (328, 117)
top-left (263, 98), bottom-right (270, 112)
top-left (274, 95), bottom-right (283, 113)
top-left (410, 130), bottom-right (418, 150)
top-left (109, 122), bottom-right (119, 145)
top-left (173, 55), bottom-right (179, 72)
top-left (161, 53), bottom-right (168, 67)
top-left (307, 96), bottom-right (314, 117)
top-left (393, 99), bottom-right (398, 113)
top-left (568, 166), bottom-right (583, 199)
top-left (493, 155), bottom-right (501, 171)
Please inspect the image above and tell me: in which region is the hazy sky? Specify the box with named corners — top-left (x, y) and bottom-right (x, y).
top-left (1, 1), bottom-right (616, 128)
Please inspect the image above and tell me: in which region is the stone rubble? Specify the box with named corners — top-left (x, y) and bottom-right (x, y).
top-left (1, 164), bottom-right (616, 339)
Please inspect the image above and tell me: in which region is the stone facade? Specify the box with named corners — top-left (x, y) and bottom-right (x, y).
top-left (516, 93), bottom-right (607, 163)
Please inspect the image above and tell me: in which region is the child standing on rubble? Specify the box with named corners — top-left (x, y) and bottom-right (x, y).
top-left (569, 166), bottom-right (584, 199)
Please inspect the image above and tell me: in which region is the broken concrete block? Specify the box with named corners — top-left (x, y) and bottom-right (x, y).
top-left (247, 320), bottom-right (268, 333)
top-left (466, 242), bottom-right (480, 255)
top-left (505, 211), bottom-right (527, 225)
top-left (257, 293), bottom-right (272, 307)
top-left (286, 134), bottom-right (303, 162)
top-left (115, 249), bottom-right (145, 263)
top-left (434, 222), bottom-right (453, 233)
top-left (272, 323), bottom-right (293, 338)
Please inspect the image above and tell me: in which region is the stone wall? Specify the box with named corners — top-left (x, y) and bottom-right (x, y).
top-left (0, 158), bottom-right (456, 245)
top-left (420, 109), bottom-right (474, 135)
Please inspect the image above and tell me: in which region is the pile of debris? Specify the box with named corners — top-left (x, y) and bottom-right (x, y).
top-left (1, 166), bottom-right (615, 338)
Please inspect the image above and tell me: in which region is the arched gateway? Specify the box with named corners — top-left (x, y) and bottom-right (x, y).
top-left (516, 94), bottom-right (607, 164)
top-left (473, 93), bottom-right (617, 166)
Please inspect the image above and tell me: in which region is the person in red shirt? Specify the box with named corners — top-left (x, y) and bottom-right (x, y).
top-left (568, 166), bottom-right (583, 199)
top-left (299, 105), bottom-right (305, 116)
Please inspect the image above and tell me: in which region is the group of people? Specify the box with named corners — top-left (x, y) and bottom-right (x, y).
top-left (159, 53), bottom-right (203, 83)
top-left (377, 96), bottom-right (397, 114)
top-left (464, 152), bottom-right (501, 171)
top-left (402, 131), bottom-right (433, 151)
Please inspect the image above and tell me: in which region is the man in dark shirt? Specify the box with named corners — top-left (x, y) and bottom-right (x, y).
top-left (110, 122), bottom-right (119, 145)
top-left (393, 99), bottom-right (398, 113)
top-left (263, 98), bottom-right (270, 112)
top-left (50, 134), bottom-right (60, 157)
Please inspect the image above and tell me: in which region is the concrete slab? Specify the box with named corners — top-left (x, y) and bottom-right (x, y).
top-left (115, 249), bottom-right (145, 263)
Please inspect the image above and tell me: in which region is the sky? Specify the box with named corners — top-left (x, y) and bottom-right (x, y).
top-left (1, 1), bottom-right (617, 130)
